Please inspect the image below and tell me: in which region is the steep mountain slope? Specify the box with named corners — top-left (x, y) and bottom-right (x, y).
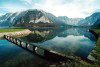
top-left (92, 19), bottom-right (100, 27)
top-left (58, 16), bottom-right (83, 26)
top-left (0, 12), bottom-right (27, 27)
top-left (0, 13), bottom-right (15, 27)
top-left (0, 9), bottom-right (66, 27)
top-left (78, 12), bottom-right (100, 26)
top-left (67, 18), bottom-right (83, 26)
top-left (45, 13), bottom-right (67, 26)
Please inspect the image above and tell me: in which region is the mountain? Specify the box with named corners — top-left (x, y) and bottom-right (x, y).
top-left (0, 11), bottom-right (29, 27)
top-left (58, 16), bottom-right (83, 26)
top-left (57, 16), bottom-right (69, 23)
top-left (92, 19), bottom-right (100, 27)
top-left (0, 9), bottom-right (66, 27)
top-left (78, 12), bottom-right (100, 27)
top-left (0, 13), bottom-right (17, 27)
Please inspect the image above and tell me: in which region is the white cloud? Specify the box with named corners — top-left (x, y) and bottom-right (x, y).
top-left (0, 0), bottom-right (100, 18)
top-left (1, 4), bottom-right (27, 13)
top-left (21, 0), bottom-right (34, 7)
top-left (25, 0), bottom-right (95, 18)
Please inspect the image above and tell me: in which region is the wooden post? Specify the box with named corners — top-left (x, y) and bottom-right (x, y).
top-left (4, 35), bottom-right (6, 38)
top-left (11, 38), bottom-right (13, 42)
top-left (10, 37), bottom-right (12, 42)
top-left (33, 46), bottom-right (36, 52)
top-left (10, 37), bottom-right (12, 41)
top-left (12, 38), bottom-right (15, 43)
top-left (5, 35), bottom-right (7, 39)
top-left (8, 36), bottom-right (10, 40)
top-left (20, 41), bottom-right (23, 46)
top-left (7, 36), bottom-right (9, 40)
top-left (26, 43), bottom-right (29, 49)
top-left (7, 36), bottom-right (9, 39)
top-left (15, 39), bottom-right (18, 45)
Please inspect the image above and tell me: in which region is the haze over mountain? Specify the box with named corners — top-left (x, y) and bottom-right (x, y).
top-left (58, 16), bottom-right (83, 26)
top-left (57, 12), bottom-right (100, 27)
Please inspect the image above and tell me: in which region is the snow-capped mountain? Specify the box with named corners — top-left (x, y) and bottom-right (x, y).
top-left (0, 11), bottom-right (27, 27)
top-left (58, 16), bottom-right (83, 26)
top-left (78, 12), bottom-right (100, 27)
top-left (0, 9), bottom-right (66, 27)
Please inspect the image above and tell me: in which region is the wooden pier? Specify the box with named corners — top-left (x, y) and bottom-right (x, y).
top-left (3, 35), bottom-right (75, 61)
top-left (4, 35), bottom-right (46, 53)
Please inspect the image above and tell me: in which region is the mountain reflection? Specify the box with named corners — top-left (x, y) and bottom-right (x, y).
top-left (19, 27), bottom-right (96, 43)
top-left (19, 27), bottom-right (96, 59)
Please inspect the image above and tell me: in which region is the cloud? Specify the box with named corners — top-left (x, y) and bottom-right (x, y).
top-left (29, 0), bottom-right (95, 18)
top-left (21, 0), bottom-right (34, 7)
top-left (22, 0), bottom-right (96, 18)
top-left (0, 4), bottom-right (28, 13)
top-left (0, 0), bottom-right (100, 18)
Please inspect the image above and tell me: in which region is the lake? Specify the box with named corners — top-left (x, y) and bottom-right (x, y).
top-left (0, 27), bottom-right (97, 67)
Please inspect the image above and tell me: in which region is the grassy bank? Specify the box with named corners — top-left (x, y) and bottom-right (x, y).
top-left (0, 28), bottom-right (25, 33)
top-left (93, 29), bottom-right (100, 34)
top-left (91, 29), bottom-right (100, 65)
top-left (93, 38), bottom-right (100, 63)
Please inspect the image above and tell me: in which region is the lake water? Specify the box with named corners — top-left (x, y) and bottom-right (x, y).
top-left (0, 27), bottom-right (97, 67)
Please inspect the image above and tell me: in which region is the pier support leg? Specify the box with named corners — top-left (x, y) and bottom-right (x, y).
top-left (12, 38), bottom-right (14, 42)
top-left (15, 39), bottom-right (18, 45)
top-left (20, 41), bottom-right (23, 47)
top-left (9, 37), bottom-right (12, 41)
top-left (26, 43), bottom-right (29, 49)
top-left (7, 36), bottom-right (9, 40)
top-left (33, 46), bottom-right (37, 52)
top-left (4, 35), bottom-right (6, 38)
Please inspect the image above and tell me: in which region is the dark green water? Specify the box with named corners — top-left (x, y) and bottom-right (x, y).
top-left (0, 27), bottom-right (97, 67)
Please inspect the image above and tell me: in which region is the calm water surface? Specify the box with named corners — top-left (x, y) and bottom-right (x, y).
top-left (0, 27), bottom-right (97, 67)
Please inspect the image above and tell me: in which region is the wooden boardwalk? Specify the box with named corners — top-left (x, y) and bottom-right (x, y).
top-left (4, 35), bottom-right (76, 61)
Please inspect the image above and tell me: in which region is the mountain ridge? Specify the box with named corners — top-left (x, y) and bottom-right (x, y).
top-left (78, 12), bottom-right (100, 27)
top-left (0, 9), bottom-right (66, 27)
top-left (0, 9), bottom-right (100, 27)
top-left (58, 16), bottom-right (83, 26)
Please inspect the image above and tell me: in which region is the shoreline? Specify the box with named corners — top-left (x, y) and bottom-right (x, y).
top-left (89, 29), bottom-right (100, 66)
top-left (0, 29), bottom-right (31, 38)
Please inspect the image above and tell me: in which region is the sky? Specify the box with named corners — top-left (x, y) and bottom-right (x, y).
top-left (0, 0), bottom-right (100, 18)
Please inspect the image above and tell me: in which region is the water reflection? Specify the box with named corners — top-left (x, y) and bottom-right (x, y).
top-left (19, 27), bottom-right (96, 59)
top-left (0, 27), bottom-right (97, 67)
top-left (38, 35), bottom-right (95, 58)
top-left (0, 40), bottom-right (62, 67)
